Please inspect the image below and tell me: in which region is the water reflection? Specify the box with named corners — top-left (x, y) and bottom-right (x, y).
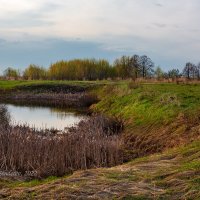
top-left (6, 104), bottom-right (85, 130)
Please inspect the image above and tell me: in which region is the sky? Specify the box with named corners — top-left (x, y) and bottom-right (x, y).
top-left (0, 0), bottom-right (200, 72)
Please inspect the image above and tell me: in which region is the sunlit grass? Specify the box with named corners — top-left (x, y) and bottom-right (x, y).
top-left (94, 82), bottom-right (200, 126)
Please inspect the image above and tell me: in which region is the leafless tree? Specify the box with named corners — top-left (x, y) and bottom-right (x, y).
top-left (196, 63), bottom-right (200, 80)
top-left (138, 55), bottom-right (154, 78)
top-left (130, 55), bottom-right (140, 80)
top-left (183, 62), bottom-right (196, 79)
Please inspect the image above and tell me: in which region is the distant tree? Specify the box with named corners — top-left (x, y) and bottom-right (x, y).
top-left (113, 56), bottom-right (132, 79)
top-left (196, 63), bottom-right (200, 80)
top-left (183, 62), bottom-right (196, 79)
top-left (191, 64), bottom-right (197, 79)
top-left (138, 55), bottom-right (154, 78)
top-left (48, 59), bottom-right (111, 81)
top-left (23, 64), bottom-right (47, 80)
top-left (97, 59), bottom-right (111, 80)
top-left (114, 55), bottom-right (145, 80)
top-left (3, 67), bottom-right (20, 79)
top-left (168, 69), bottom-right (180, 80)
top-left (130, 55), bottom-right (140, 80)
top-left (155, 66), bottom-right (164, 80)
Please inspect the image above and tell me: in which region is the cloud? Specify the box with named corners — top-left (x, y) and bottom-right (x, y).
top-left (0, 0), bottom-right (200, 70)
top-left (155, 3), bottom-right (163, 7)
top-left (0, 39), bottom-right (123, 72)
top-left (152, 23), bottom-right (167, 28)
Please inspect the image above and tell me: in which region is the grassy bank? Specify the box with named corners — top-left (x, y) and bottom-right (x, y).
top-left (93, 82), bottom-right (200, 125)
top-left (0, 80), bottom-right (199, 199)
top-left (92, 82), bottom-right (200, 159)
top-left (0, 80), bottom-right (101, 108)
top-left (0, 80), bottom-right (107, 90)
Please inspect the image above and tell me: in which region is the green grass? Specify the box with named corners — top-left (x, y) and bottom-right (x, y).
top-left (0, 80), bottom-right (108, 90)
top-left (5, 176), bottom-right (60, 189)
top-left (93, 83), bottom-right (200, 127)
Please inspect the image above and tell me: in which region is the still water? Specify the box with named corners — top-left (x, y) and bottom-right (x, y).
top-left (6, 104), bottom-right (85, 130)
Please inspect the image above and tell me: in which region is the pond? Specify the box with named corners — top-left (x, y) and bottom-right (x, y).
top-left (6, 104), bottom-right (86, 130)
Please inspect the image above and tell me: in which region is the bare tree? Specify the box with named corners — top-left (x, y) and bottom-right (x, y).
top-left (183, 62), bottom-right (196, 79)
top-left (168, 69), bottom-right (180, 80)
top-left (138, 55), bottom-right (154, 78)
top-left (196, 63), bottom-right (200, 80)
top-left (130, 55), bottom-right (140, 80)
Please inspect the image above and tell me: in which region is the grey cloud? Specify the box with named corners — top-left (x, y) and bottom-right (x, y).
top-left (0, 2), bottom-right (60, 28)
top-left (152, 23), bottom-right (167, 28)
top-left (98, 33), bottom-right (200, 69)
top-left (0, 34), bottom-right (198, 73)
top-left (155, 3), bottom-right (163, 7)
top-left (190, 29), bottom-right (200, 33)
top-left (40, 3), bottom-right (62, 11)
top-left (0, 18), bottom-right (54, 28)
top-left (0, 39), bottom-right (123, 71)
top-left (0, 0), bottom-right (200, 71)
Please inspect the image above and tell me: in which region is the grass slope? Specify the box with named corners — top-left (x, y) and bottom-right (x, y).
top-left (93, 83), bottom-right (200, 125)
top-left (92, 83), bottom-right (200, 158)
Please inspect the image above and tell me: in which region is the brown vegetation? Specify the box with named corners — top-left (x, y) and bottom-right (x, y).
top-left (0, 106), bottom-right (123, 178)
top-left (123, 112), bottom-right (200, 161)
top-left (1, 143), bottom-right (199, 200)
top-left (0, 92), bottom-right (98, 108)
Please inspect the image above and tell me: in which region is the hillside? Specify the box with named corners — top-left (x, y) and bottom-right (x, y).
top-left (92, 83), bottom-right (200, 160)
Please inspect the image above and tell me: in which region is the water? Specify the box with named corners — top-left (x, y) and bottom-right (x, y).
top-left (6, 104), bottom-right (85, 130)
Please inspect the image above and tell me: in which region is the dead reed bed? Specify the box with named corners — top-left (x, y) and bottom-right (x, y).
top-left (0, 106), bottom-right (123, 178)
top-left (0, 92), bottom-right (98, 108)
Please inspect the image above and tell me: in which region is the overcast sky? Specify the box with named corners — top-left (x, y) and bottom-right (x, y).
top-left (0, 0), bottom-right (199, 72)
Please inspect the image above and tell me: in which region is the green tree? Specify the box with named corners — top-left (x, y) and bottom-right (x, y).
top-left (4, 67), bottom-right (20, 79)
top-left (24, 64), bottom-right (47, 80)
top-left (155, 66), bottom-right (164, 80)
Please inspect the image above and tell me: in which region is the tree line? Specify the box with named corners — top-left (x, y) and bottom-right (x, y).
top-left (3, 55), bottom-right (200, 81)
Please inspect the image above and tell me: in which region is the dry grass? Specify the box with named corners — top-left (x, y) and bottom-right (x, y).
top-left (0, 92), bottom-right (98, 108)
top-left (0, 106), bottom-right (123, 178)
top-left (1, 141), bottom-right (199, 199)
